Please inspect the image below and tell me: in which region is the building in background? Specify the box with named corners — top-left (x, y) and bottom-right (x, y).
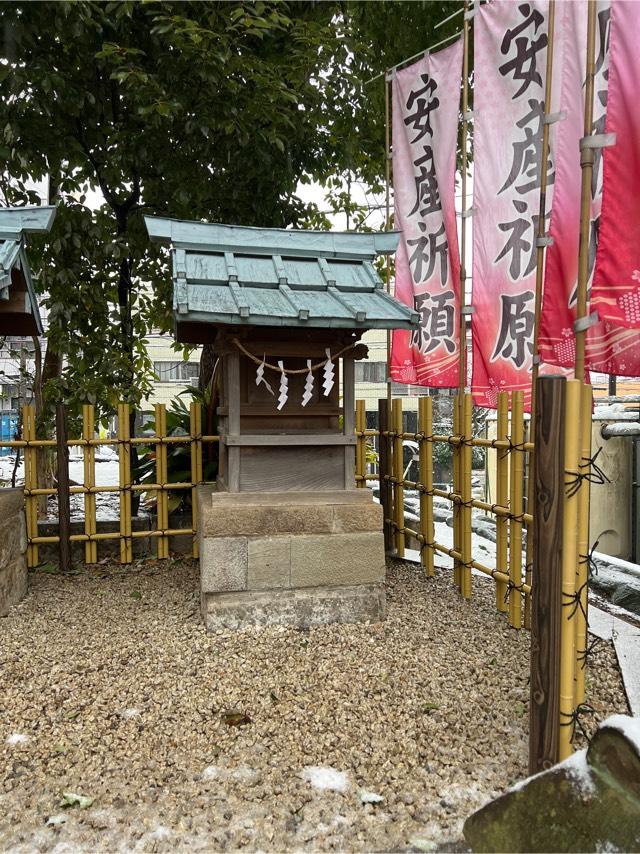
top-left (143, 333), bottom-right (201, 410)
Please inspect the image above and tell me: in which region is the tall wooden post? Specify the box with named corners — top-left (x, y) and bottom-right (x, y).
top-left (55, 404), bottom-right (72, 573)
top-left (526, 0), bottom-right (556, 628)
top-left (529, 375), bottom-right (565, 774)
top-left (378, 399), bottom-right (393, 552)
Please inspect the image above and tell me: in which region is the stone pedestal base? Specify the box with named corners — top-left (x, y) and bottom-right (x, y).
top-left (197, 487), bottom-right (386, 630)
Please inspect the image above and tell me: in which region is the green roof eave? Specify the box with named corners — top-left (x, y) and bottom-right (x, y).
top-left (145, 216), bottom-right (400, 260)
top-left (0, 206), bottom-right (57, 239)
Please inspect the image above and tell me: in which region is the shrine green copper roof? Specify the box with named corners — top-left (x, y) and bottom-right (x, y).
top-left (0, 206), bottom-right (57, 336)
top-left (145, 217), bottom-right (418, 332)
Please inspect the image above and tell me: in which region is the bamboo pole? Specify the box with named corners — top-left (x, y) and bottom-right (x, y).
top-left (385, 71), bottom-right (393, 412)
top-left (82, 404), bottom-right (97, 564)
top-left (575, 381), bottom-right (593, 706)
top-left (452, 395), bottom-right (462, 590)
top-left (118, 403), bottom-right (133, 564)
top-left (190, 401), bottom-right (202, 559)
top-left (559, 379), bottom-right (582, 759)
top-left (55, 404), bottom-right (72, 572)
top-left (460, 393), bottom-right (473, 598)
top-left (509, 391), bottom-right (525, 628)
top-left (458, 0), bottom-right (470, 396)
top-left (526, 0), bottom-right (557, 630)
top-left (454, 8), bottom-right (471, 596)
top-left (574, 1), bottom-right (597, 383)
top-left (495, 391), bottom-right (509, 612)
top-left (23, 404), bottom-right (38, 568)
top-left (392, 397), bottom-right (405, 558)
top-left (356, 399), bottom-right (366, 488)
top-left (155, 403), bottom-right (169, 559)
top-left (419, 396), bottom-right (435, 577)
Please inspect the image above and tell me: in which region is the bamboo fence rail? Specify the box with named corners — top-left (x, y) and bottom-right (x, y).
top-left (3, 403), bottom-right (219, 566)
top-left (354, 391), bottom-right (534, 627)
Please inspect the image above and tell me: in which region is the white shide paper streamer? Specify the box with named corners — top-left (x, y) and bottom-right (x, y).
top-left (256, 354), bottom-right (274, 395)
top-left (322, 348), bottom-right (334, 397)
top-left (277, 359), bottom-right (288, 410)
top-left (302, 359), bottom-right (314, 407)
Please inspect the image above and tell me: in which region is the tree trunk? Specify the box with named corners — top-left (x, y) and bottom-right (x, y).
top-left (36, 338), bottom-right (61, 517)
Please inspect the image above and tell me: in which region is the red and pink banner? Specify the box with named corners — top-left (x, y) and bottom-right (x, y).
top-left (539, 0), bottom-right (640, 378)
top-left (591, 1), bottom-right (640, 330)
top-left (471, 0), bottom-right (550, 409)
top-left (390, 40), bottom-right (462, 388)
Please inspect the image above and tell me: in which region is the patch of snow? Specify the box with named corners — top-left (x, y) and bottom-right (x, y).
top-left (562, 749), bottom-right (597, 796)
top-left (358, 788), bottom-right (384, 804)
top-left (595, 841), bottom-right (622, 852)
top-left (410, 837), bottom-right (438, 852)
top-left (5, 732), bottom-right (29, 745)
top-left (301, 765), bottom-right (350, 793)
top-left (509, 748), bottom-right (595, 797)
top-left (593, 403), bottom-right (637, 420)
top-left (593, 552), bottom-right (640, 581)
top-left (150, 825), bottom-right (172, 840)
top-left (601, 714), bottom-right (640, 749)
top-left (121, 707), bottom-right (140, 719)
top-left (201, 765), bottom-right (220, 781)
top-left (590, 591), bottom-right (640, 626)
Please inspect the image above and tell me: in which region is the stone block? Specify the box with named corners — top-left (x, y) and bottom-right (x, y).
top-left (203, 584), bottom-right (385, 630)
top-left (248, 537), bottom-right (291, 589)
top-left (200, 537), bottom-right (247, 593)
top-left (0, 488), bottom-right (26, 518)
top-left (290, 532), bottom-right (385, 588)
top-left (0, 557), bottom-right (27, 618)
top-left (331, 502), bottom-right (383, 534)
top-left (0, 517), bottom-right (25, 573)
top-left (463, 715), bottom-right (640, 853)
top-left (200, 504), bottom-right (333, 538)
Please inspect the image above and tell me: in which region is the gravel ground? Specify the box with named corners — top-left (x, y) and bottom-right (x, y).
top-left (0, 558), bottom-right (629, 853)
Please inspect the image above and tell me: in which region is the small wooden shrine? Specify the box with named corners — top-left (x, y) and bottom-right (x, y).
top-left (0, 206), bottom-right (56, 336)
top-left (146, 216), bottom-right (417, 630)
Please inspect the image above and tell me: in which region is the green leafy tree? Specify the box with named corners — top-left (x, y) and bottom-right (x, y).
top-left (1, 0), bottom-right (459, 421)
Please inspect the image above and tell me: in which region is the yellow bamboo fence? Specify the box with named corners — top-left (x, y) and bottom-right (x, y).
top-left (355, 391), bottom-right (534, 628)
top-left (4, 403), bottom-right (218, 566)
top-left (355, 385), bottom-right (596, 765)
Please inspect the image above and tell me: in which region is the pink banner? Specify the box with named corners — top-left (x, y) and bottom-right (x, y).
top-left (591, 1), bottom-right (640, 330)
top-left (539, 0), bottom-right (640, 378)
top-left (390, 40), bottom-right (462, 388)
top-left (471, 1), bottom-right (550, 409)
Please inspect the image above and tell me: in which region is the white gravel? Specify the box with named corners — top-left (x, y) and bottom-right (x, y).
top-left (0, 557), bottom-right (628, 852)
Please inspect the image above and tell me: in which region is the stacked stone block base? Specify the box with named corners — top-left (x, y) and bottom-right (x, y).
top-left (197, 487), bottom-right (386, 630)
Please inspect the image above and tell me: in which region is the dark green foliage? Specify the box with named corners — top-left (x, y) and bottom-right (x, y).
top-left (1, 1), bottom-right (460, 418)
top-left (134, 387), bottom-right (217, 513)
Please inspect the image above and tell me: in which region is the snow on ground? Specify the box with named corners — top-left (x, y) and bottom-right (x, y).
top-left (301, 767), bottom-right (350, 793)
